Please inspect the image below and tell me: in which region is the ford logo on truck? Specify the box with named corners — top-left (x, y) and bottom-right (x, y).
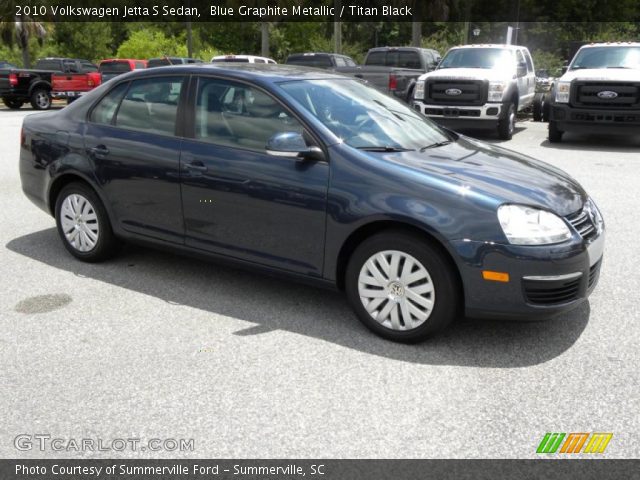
top-left (445, 88), bottom-right (462, 96)
top-left (597, 90), bottom-right (618, 99)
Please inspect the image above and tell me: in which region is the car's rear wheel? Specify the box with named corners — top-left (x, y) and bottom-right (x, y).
top-left (55, 182), bottom-right (119, 262)
top-left (345, 231), bottom-right (460, 342)
top-left (498, 102), bottom-right (516, 140)
top-left (30, 88), bottom-right (51, 110)
top-left (548, 120), bottom-right (564, 143)
top-left (3, 97), bottom-right (23, 109)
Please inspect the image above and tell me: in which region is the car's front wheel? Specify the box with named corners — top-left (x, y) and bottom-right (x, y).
top-left (345, 231), bottom-right (460, 342)
top-left (498, 102), bottom-right (516, 140)
top-left (55, 182), bottom-right (119, 262)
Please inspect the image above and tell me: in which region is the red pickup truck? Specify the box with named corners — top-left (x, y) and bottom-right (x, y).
top-left (49, 58), bottom-right (101, 103)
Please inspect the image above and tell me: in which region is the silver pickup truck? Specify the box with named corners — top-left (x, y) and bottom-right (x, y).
top-left (333, 47), bottom-right (441, 103)
top-left (412, 44), bottom-right (537, 140)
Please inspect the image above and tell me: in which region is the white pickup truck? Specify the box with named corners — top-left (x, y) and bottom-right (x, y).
top-left (412, 44), bottom-right (536, 140)
top-left (548, 42), bottom-right (640, 142)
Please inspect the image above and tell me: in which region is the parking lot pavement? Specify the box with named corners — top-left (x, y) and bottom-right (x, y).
top-left (1, 108), bottom-right (639, 459)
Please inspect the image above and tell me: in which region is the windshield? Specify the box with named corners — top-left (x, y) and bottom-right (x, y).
top-left (570, 46), bottom-right (640, 70)
top-left (438, 48), bottom-right (514, 69)
top-left (279, 79), bottom-right (450, 150)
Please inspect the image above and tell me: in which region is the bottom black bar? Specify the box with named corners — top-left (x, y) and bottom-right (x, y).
top-left (2, 459), bottom-right (639, 480)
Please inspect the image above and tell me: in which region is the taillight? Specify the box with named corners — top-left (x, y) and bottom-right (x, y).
top-left (388, 74), bottom-right (397, 91)
top-left (87, 79), bottom-right (95, 87)
top-left (9, 73), bottom-right (18, 87)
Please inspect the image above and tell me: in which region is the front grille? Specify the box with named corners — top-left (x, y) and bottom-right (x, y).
top-left (524, 277), bottom-right (582, 305)
top-left (566, 208), bottom-right (597, 242)
top-left (425, 108), bottom-right (481, 117)
top-left (425, 79), bottom-right (487, 106)
top-left (570, 112), bottom-right (639, 123)
top-left (572, 81), bottom-right (640, 108)
top-left (588, 260), bottom-right (602, 289)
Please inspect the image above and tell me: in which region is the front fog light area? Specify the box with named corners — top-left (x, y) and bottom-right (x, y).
top-left (498, 204), bottom-right (571, 245)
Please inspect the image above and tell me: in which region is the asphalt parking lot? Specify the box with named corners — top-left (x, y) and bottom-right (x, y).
top-left (1, 105), bottom-right (639, 459)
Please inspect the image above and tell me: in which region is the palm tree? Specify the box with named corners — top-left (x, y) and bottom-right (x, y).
top-left (0, 16), bottom-right (46, 68)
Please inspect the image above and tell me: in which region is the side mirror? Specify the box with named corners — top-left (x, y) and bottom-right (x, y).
top-left (517, 62), bottom-right (527, 77)
top-left (266, 132), bottom-right (325, 162)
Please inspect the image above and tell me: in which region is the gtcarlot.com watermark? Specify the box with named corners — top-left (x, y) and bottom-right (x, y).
top-left (14, 434), bottom-right (195, 452)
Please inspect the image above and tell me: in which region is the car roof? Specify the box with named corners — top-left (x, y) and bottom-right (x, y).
top-left (212, 54), bottom-right (274, 61)
top-left (449, 44), bottom-right (528, 50)
top-left (116, 63), bottom-right (352, 83)
top-left (579, 42), bottom-right (640, 48)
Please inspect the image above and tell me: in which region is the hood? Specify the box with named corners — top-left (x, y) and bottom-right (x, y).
top-left (559, 68), bottom-right (640, 82)
top-left (420, 67), bottom-right (513, 82)
top-left (377, 136), bottom-right (586, 217)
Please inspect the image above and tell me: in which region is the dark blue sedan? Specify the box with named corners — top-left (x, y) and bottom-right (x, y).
top-left (19, 64), bottom-right (605, 342)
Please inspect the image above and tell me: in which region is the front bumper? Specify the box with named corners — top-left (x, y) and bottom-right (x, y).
top-left (451, 231), bottom-right (604, 320)
top-left (412, 101), bottom-right (505, 129)
top-left (550, 104), bottom-right (640, 135)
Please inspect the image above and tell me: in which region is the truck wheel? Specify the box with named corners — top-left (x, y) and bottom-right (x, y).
top-left (344, 230), bottom-right (460, 343)
top-left (498, 102), bottom-right (516, 140)
top-left (548, 120), bottom-right (564, 143)
top-left (3, 98), bottom-right (24, 109)
top-left (30, 88), bottom-right (52, 110)
top-left (532, 93), bottom-right (545, 122)
top-left (542, 99), bottom-right (550, 122)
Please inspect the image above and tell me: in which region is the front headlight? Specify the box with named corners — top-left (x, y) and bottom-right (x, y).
top-left (498, 204), bottom-right (571, 245)
top-left (414, 80), bottom-right (425, 100)
top-left (555, 81), bottom-right (571, 103)
top-left (586, 197), bottom-right (605, 233)
top-left (488, 81), bottom-right (506, 102)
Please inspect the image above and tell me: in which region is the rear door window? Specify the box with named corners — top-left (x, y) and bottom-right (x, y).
top-left (366, 51), bottom-right (386, 66)
top-left (89, 82), bottom-right (129, 125)
top-left (114, 77), bottom-right (184, 136)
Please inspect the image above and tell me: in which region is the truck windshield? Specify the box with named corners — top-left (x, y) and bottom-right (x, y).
top-left (438, 48), bottom-right (513, 69)
top-left (279, 79), bottom-right (451, 150)
top-left (570, 46), bottom-right (640, 70)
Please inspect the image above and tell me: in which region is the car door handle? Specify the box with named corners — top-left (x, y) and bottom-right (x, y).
top-left (186, 161), bottom-right (208, 172)
top-left (89, 145), bottom-right (109, 158)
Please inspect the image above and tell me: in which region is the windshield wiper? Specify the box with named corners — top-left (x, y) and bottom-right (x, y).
top-left (420, 140), bottom-right (453, 152)
top-left (357, 146), bottom-right (414, 152)
top-left (606, 66), bottom-right (632, 69)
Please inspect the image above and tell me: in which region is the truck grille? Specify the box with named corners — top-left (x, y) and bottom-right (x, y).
top-left (523, 276), bottom-right (582, 305)
top-left (572, 81), bottom-right (640, 108)
top-left (566, 208), bottom-right (597, 242)
top-left (425, 79), bottom-right (487, 106)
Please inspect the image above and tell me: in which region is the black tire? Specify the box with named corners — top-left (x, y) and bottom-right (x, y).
top-left (30, 88), bottom-right (51, 110)
top-left (532, 93), bottom-right (545, 122)
top-left (345, 230), bottom-right (460, 343)
top-left (548, 120), bottom-right (564, 143)
top-left (542, 97), bottom-right (550, 122)
top-left (3, 97), bottom-right (23, 109)
top-left (55, 182), bottom-right (120, 262)
top-left (497, 102), bottom-right (516, 140)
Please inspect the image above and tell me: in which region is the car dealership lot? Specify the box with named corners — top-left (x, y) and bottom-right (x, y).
top-left (1, 107), bottom-right (639, 458)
